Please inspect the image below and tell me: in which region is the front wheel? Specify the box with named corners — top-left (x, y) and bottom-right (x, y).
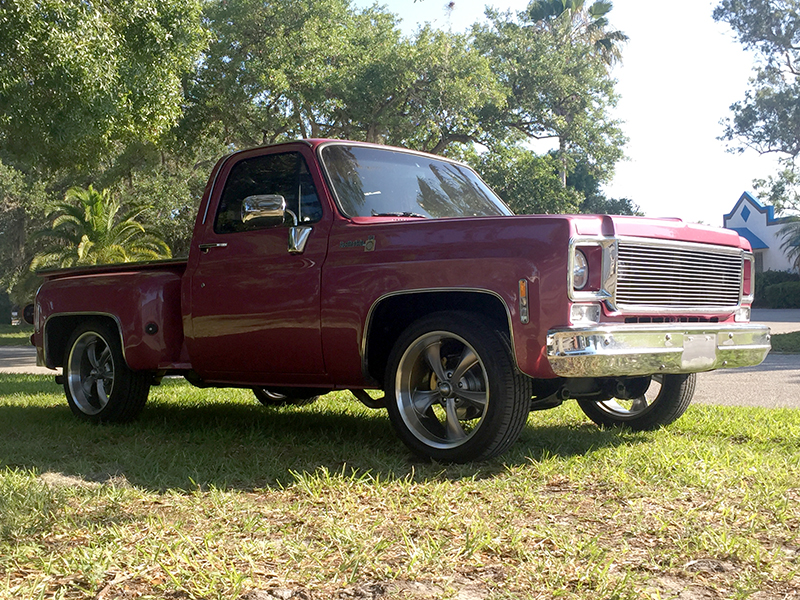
top-left (384, 312), bottom-right (532, 463)
top-left (577, 373), bottom-right (696, 431)
top-left (63, 320), bottom-right (151, 422)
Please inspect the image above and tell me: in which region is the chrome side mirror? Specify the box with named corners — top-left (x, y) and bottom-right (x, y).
top-left (241, 194), bottom-right (286, 226)
top-left (240, 193), bottom-right (312, 254)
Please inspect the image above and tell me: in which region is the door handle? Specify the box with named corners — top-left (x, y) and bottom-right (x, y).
top-left (199, 243), bottom-right (228, 253)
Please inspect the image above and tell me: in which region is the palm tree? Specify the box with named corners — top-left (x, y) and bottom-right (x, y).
top-left (30, 185), bottom-right (171, 270)
top-left (779, 217), bottom-right (800, 272)
top-left (528, 0), bottom-right (628, 67)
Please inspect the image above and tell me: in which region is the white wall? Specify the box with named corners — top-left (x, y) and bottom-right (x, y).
top-left (723, 193), bottom-right (796, 273)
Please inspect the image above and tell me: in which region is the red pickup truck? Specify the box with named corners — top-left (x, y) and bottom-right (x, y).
top-left (30, 140), bottom-right (771, 462)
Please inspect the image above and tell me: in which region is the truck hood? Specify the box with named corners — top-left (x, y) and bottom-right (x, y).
top-left (352, 213), bottom-right (750, 251)
top-left (565, 214), bottom-right (750, 250)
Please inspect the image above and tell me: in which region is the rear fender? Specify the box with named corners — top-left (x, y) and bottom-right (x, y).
top-left (37, 270), bottom-right (184, 370)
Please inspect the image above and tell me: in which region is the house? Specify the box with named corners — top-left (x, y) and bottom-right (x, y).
top-left (723, 191), bottom-right (797, 274)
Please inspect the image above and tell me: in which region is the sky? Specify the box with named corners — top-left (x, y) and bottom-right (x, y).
top-left (352, 0), bottom-right (781, 226)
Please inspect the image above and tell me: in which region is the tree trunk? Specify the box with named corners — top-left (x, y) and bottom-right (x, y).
top-left (558, 137), bottom-right (567, 188)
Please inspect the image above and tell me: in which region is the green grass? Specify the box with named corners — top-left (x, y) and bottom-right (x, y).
top-left (771, 331), bottom-right (800, 353)
top-left (0, 374), bottom-right (798, 599)
top-left (0, 324), bottom-right (33, 346)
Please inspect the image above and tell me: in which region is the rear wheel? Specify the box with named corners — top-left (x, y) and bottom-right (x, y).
top-left (252, 388), bottom-right (319, 407)
top-left (577, 373), bottom-right (696, 430)
top-left (384, 312), bottom-right (531, 463)
top-left (63, 320), bottom-right (151, 422)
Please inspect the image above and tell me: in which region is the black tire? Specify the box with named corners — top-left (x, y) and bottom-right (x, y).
top-left (62, 320), bottom-right (151, 422)
top-left (252, 388), bottom-right (319, 407)
top-left (384, 311), bottom-right (532, 463)
top-left (577, 373), bottom-right (696, 431)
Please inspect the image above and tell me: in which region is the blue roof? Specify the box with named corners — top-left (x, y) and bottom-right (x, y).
top-left (728, 227), bottom-right (769, 249)
top-left (723, 191), bottom-right (794, 226)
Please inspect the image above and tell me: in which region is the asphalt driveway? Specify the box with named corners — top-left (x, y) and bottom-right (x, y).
top-left (693, 308), bottom-right (799, 408)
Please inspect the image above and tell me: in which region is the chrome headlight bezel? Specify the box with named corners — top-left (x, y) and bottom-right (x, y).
top-left (568, 237), bottom-right (617, 307)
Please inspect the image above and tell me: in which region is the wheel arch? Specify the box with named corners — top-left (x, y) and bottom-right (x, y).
top-left (43, 313), bottom-right (125, 369)
top-left (363, 289), bottom-right (514, 386)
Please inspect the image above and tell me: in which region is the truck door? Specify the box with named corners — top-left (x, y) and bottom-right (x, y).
top-left (186, 148), bottom-right (330, 383)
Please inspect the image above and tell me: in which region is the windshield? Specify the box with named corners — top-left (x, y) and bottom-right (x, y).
top-left (320, 144), bottom-right (513, 219)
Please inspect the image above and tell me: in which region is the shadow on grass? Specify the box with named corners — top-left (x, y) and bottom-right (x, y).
top-left (0, 374), bottom-right (645, 492)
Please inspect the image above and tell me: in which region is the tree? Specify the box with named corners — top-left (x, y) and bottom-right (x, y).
top-left (95, 135), bottom-right (229, 258)
top-left (0, 291), bottom-right (11, 325)
top-left (715, 0), bottom-right (800, 269)
top-left (0, 0), bottom-right (207, 173)
top-left (527, 0), bottom-right (629, 66)
top-left (469, 146), bottom-right (582, 214)
top-left (579, 194), bottom-right (641, 215)
top-left (0, 160), bottom-right (52, 304)
top-left (30, 186), bottom-right (171, 270)
top-left (474, 4), bottom-right (627, 187)
top-left (779, 217), bottom-right (800, 271)
top-left (714, 0), bottom-right (800, 213)
top-left (366, 26), bottom-right (507, 154)
top-left (182, 0), bottom-right (627, 216)
top-left (567, 159), bottom-right (642, 215)
top-left (185, 0), bottom-right (505, 154)
top-left (184, 0), bottom-right (394, 147)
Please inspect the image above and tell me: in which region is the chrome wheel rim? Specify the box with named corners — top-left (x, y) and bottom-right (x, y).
top-left (67, 332), bottom-right (115, 415)
top-left (595, 375), bottom-right (661, 419)
top-left (395, 331), bottom-right (489, 449)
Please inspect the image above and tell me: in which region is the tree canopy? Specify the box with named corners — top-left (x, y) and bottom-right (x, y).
top-left (714, 0), bottom-right (800, 213)
top-left (0, 0), bottom-right (632, 303)
top-left (0, 0), bottom-right (207, 173)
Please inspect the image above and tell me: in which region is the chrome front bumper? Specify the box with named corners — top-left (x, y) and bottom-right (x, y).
top-left (546, 323), bottom-right (771, 378)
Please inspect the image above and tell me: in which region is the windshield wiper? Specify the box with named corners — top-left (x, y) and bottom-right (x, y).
top-left (370, 211), bottom-right (428, 218)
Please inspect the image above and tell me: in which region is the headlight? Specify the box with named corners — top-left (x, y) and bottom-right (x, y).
top-left (573, 250), bottom-right (589, 290)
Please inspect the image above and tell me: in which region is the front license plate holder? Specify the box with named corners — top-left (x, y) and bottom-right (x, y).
top-left (681, 334), bottom-right (717, 370)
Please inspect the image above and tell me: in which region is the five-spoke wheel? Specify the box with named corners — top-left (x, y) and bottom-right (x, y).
top-left (66, 330), bottom-right (116, 415)
top-left (577, 373), bottom-right (696, 431)
top-left (63, 320), bottom-right (151, 422)
top-left (385, 312), bottom-right (531, 462)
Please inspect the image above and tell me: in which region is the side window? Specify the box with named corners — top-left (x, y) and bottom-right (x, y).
top-left (214, 152), bottom-right (323, 234)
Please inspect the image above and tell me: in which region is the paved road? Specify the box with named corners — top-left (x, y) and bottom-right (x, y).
top-left (691, 308), bottom-right (799, 408)
top-left (751, 308), bottom-right (800, 334)
top-left (1, 310), bottom-right (798, 408)
top-left (695, 354), bottom-right (799, 409)
top-left (0, 346), bottom-right (56, 375)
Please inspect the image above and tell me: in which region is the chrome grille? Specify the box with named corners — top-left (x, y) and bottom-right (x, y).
top-left (616, 241), bottom-right (743, 309)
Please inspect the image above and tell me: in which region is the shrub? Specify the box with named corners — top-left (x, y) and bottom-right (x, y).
top-left (754, 269), bottom-right (800, 307)
top-left (764, 281), bottom-right (800, 308)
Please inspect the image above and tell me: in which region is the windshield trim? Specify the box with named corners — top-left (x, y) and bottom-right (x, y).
top-left (316, 141), bottom-right (513, 220)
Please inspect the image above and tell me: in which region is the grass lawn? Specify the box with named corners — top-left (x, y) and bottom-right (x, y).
top-left (0, 324), bottom-right (33, 346)
top-left (0, 375), bottom-right (798, 599)
top-left (771, 331), bottom-right (800, 353)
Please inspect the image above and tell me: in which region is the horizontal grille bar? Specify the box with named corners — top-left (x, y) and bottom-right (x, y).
top-left (616, 242), bottom-right (742, 309)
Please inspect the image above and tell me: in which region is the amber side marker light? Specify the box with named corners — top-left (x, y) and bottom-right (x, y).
top-left (519, 279), bottom-right (529, 324)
